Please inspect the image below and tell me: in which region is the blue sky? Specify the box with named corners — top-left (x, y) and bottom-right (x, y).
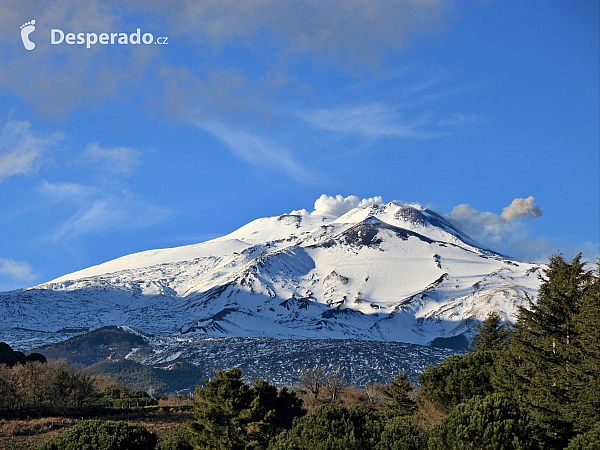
top-left (0, 1), bottom-right (598, 290)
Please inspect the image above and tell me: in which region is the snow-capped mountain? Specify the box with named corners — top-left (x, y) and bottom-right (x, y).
top-left (0, 201), bottom-right (542, 350)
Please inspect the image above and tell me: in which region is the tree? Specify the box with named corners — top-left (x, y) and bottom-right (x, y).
top-left (382, 371), bottom-right (415, 416)
top-left (565, 421), bottom-right (600, 450)
top-left (493, 254), bottom-right (594, 448)
top-left (571, 260), bottom-right (600, 433)
top-left (431, 394), bottom-right (537, 450)
top-left (324, 365), bottom-right (346, 401)
top-left (299, 366), bottom-right (325, 399)
top-left (471, 311), bottom-right (509, 352)
top-left (268, 404), bottom-right (378, 450)
top-left (38, 419), bottom-right (157, 450)
top-left (191, 368), bottom-right (304, 449)
top-left (418, 351), bottom-right (494, 414)
top-left (159, 422), bottom-right (197, 450)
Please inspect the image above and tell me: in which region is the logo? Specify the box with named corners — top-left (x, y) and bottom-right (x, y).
top-left (20, 20), bottom-right (36, 50)
top-left (51, 29), bottom-right (168, 48)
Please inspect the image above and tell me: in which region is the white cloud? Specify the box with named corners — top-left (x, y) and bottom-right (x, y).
top-left (0, 258), bottom-right (34, 280)
top-left (198, 119), bottom-right (313, 182)
top-left (0, 120), bottom-right (62, 181)
top-left (437, 113), bottom-right (478, 127)
top-left (449, 196), bottom-right (543, 242)
top-left (299, 104), bottom-right (437, 139)
top-left (290, 194), bottom-right (384, 218)
top-left (39, 181), bottom-right (171, 240)
top-left (83, 143), bottom-right (141, 174)
top-left (0, 257), bottom-right (36, 290)
top-left (39, 180), bottom-right (96, 203)
top-left (446, 197), bottom-right (555, 261)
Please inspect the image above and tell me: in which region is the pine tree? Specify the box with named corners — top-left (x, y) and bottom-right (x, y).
top-left (382, 371), bottom-right (416, 416)
top-left (471, 311), bottom-right (509, 352)
top-left (493, 254), bottom-right (594, 448)
top-left (571, 260), bottom-right (600, 434)
top-left (432, 394), bottom-right (537, 450)
top-left (191, 368), bottom-right (253, 449)
top-left (191, 368), bottom-right (304, 449)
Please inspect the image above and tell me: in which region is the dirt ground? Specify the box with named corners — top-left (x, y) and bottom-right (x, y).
top-left (0, 409), bottom-right (194, 450)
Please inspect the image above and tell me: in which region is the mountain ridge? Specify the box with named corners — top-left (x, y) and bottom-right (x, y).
top-left (0, 201), bottom-right (542, 351)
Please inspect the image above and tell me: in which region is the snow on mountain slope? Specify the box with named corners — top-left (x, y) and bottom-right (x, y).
top-left (0, 201), bottom-right (543, 349)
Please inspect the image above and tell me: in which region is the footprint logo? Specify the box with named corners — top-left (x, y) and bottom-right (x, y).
top-left (20, 20), bottom-right (36, 51)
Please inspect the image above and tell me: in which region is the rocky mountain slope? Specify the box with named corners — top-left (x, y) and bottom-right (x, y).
top-left (0, 201), bottom-right (542, 352)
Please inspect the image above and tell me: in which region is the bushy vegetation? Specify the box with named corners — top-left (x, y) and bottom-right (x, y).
top-left (189, 367), bottom-right (304, 449)
top-left (38, 419), bottom-right (157, 450)
top-left (0, 359), bottom-right (156, 417)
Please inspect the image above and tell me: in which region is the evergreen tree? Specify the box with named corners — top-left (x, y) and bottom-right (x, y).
top-left (565, 421), bottom-right (600, 450)
top-left (382, 370), bottom-right (416, 416)
top-left (190, 368), bottom-right (304, 449)
top-left (493, 254), bottom-right (594, 448)
top-left (431, 394), bottom-right (537, 450)
top-left (418, 351), bottom-right (494, 413)
top-left (471, 311), bottom-right (509, 352)
top-left (571, 260), bottom-right (600, 433)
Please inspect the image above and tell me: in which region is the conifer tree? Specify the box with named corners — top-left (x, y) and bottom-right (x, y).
top-left (432, 394), bottom-right (537, 450)
top-left (571, 260), bottom-right (600, 434)
top-left (471, 311), bottom-right (509, 352)
top-left (191, 368), bottom-right (304, 449)
top-left (382, 370), bottom-right (416, 416)
top-left (493, 254), bottom-right (594, 448)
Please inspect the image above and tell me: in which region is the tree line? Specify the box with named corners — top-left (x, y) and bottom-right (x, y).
top-left (0, 356), bottom-right (156, 417)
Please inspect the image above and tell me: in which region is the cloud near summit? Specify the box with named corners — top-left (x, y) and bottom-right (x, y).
top-left (290, 194), bottom-right (384, 218)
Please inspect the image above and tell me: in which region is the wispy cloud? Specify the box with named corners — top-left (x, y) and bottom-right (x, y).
top-left (164, 0), bottom-right (451, 68)
top-left (197, 119), bottom-right (313, 183)
top-left (0, 257), bottom-right (36, 291)
top-left (83, 143), bottom-right (141, 174)
top-left (0, 120), bottom-right (62, 181)
top-left (39, 181), bottom-right (171, 240)
top-left (299, 103), bottom-right (440, 139)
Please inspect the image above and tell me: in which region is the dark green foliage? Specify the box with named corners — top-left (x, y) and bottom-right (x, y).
top-left (0, 342), bottom-right (27, 367)
top-left (191, 368), bottom-right (304, 449)
top-left (571, 262), bottom-right (600, 433)
top-left (376, 413), bottom-right (426, 450)
top-left (269, 405), bottom-right (425, 450)
top-left (471, 311), bottom-right (509, 352)
top-left (87, 358), bottom-right (204, 394)
top-left (38, 419), bottom-right (157, 450)
top-left (419, 351), bottom-right (494, 412)
top-left (493, 254), bottom-right (595, 448)
top-left (431, 394), bottom-right (537, 450)
top-left (382, 370), bottom-right (416, 415)
top-left (268, 404), bottom-right (378, 450)
top-left (159, 422), bottom-right (197, 450)
top-left (566, 421), bottom-right (600, 450)
top-left (98, 385), bottom-right (157, 408)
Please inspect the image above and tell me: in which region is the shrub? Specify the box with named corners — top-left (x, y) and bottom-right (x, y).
top-left (38, 419), bottom-right (157, 450)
